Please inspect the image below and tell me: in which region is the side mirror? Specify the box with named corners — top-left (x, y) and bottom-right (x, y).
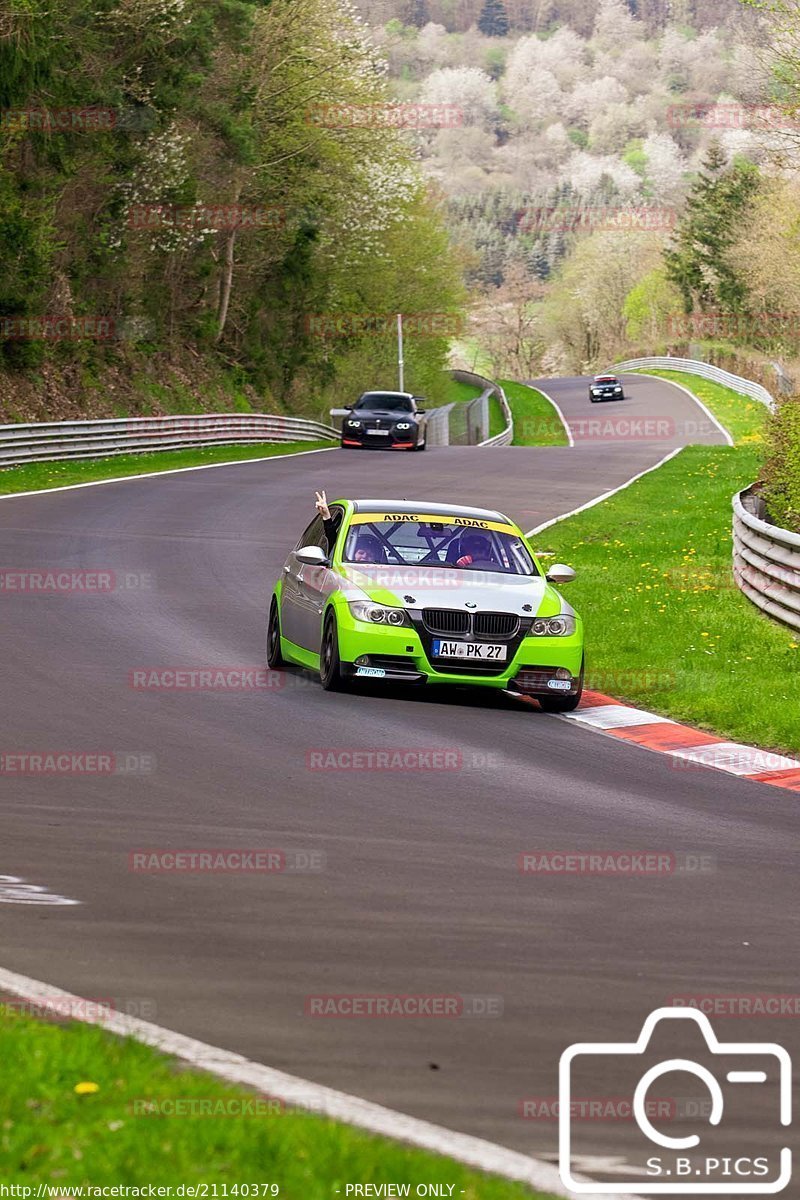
top-left (296, 545), bottom-right (329, 566)
top-left (546, 563), bottom-right (576, 584)
top-left (416, 408), bottom-right (426, 414)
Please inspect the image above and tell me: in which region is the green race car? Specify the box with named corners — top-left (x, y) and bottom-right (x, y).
top-left (267, 498), bottom-right (584, 711)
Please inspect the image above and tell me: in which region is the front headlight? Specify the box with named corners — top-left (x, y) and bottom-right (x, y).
top-left (528, 615), bottom-right (576, 637)
top-left (349, 601), bottom-right (408, 626)
top-left (614, 387), bottom-right (622, 392)
top-left (395, 422), bottom-right (412, 431)
top-left (591, 388), bottom-right (602, 395)
top-left (345, 419), bottom-right (362, 429)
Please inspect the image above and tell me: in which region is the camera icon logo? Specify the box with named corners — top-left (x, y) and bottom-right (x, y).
top-left (559, 1007), bottom-right (791, 1194)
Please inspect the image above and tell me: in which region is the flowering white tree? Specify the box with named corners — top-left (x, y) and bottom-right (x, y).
top-left (591, 0), bottom-right (638, 51)
top-left (567, 76), bottom-right (629, 127)
top-left (561, 150), bottom-right (641, 196)
top-left (419, 66), bottom-right (499, 127)
top-left (504, 28), bottom-right (586, 94)
top-left (505, 68), bottom-right (564, 130)
top-left (642, 132), bottom-right (687, 202)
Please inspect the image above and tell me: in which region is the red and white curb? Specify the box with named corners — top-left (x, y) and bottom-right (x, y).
top-left (560, 690), bottom-right (800, 792)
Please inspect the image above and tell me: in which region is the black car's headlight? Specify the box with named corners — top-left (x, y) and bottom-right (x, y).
top-left (395, 422), bottom-right (413, 431)
top-left (349, 601), bottom-right (409, 626)
top-left (528, 615), bottom-right (576, 637)
top-left (345, 419), bottom-right (362, 429)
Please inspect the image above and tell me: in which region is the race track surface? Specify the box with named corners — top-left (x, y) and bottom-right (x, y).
top-left (1, 374), bottom-right (795, 1179)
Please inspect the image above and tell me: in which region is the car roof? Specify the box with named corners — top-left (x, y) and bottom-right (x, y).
top-left (346, 499), bottom-right (513, 523)
top-left (594, 374), bottom-right (618, 381)
top-left (358, 390), bottom-right (415, 399)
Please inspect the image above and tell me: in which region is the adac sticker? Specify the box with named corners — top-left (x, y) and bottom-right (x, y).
top-left (350, 513), bottom-right (518, 534)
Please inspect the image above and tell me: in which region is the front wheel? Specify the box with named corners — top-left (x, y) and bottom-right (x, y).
top-left (266, 597), bottom-right (285, 668)
top-left (320, 610), bottom-right (348, 691)
top-left (414, 439), bottom-right (427, 452)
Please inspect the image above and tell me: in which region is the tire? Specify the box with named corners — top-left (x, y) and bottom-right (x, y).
top-left (414, 438), bottom-right (427, 451)
top-left (266, 597), bottom-right (285, 668)
top-left (320, 610), bottom-right (348, 691)
top-left (537, 658), bottom-right (584, 713)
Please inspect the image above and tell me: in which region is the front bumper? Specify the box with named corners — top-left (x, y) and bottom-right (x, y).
top-left (341, 427), bottom-right (418, 450)
top-left (336, 610), bottom-right (584, 692)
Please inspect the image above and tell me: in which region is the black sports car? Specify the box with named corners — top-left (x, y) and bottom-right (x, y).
top-left (589, 374), bottom-right (626, 403)
top-left (340, 391), bottom-right (427, 451)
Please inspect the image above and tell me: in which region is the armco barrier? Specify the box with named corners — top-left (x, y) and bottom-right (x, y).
top-left (0, 413), bottom-right (339, 467)
top-left (449, 369), bottom-right (513, 447)
top-left (613, 356), bottom-right (776, 411)
top-left (734, 486), bottom-right (800, 633)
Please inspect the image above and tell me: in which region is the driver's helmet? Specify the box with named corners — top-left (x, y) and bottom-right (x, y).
top-left (354, 533), bottom-right (385, 564)
top-left (460, 533), bottom-right (492, 561)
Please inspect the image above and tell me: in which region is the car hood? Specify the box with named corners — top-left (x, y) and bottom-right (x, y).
top-left (355, 409), bottom-right (415, 418)
top-left (337, 563), bottom-right (550, 614)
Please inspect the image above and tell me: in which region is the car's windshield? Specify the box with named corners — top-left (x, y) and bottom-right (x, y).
top-left (342, 516), bottom-right (537, 576)
top-left (354, 394), bottom-right (413, 412)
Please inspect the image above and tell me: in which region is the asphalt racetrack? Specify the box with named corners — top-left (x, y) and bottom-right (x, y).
top-left (1, 374), bottom-right (796, 1182)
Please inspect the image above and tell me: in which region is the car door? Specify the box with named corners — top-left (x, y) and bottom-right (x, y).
top-left (296, 506), bottom-right (346, 651)
top-left (280, 514), bottom-right (323, 648)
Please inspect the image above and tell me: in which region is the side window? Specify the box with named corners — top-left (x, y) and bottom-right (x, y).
top-left (324, 506), bottom-right (345, 554)
top-left (296, 515), bottom-right (325, 551)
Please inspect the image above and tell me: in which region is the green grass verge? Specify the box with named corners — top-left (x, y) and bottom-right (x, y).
top-left (0, 441), bottom-right (332, 497)
top-left (0, 1009), bottom-right (548, 1197)
top-left (500, 381), bottom-right (569, 447)
top-left (446, 378), bottom-right (484, 405)
top-left (532, 372), bottom-right (800, 754)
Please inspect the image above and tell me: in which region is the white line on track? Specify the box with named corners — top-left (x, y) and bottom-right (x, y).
top-left (0, 965), bottom-right (637, 1200)
top-left (525, 447), bottom-right (683, 538)
top-left (626, 371), bottom-right (734, 447)
top-left (529, 384), bottom-right (575, 447)
top-left (0, 445), bottom-right (338, 502)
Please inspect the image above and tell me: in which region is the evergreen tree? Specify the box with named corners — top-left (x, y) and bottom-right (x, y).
top-left (478, 0), bottom-right (510, 37)
top-left (664, 143), bottom-right (760, 314)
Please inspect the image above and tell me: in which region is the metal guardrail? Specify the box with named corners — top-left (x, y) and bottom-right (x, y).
top-left (733, 486), bottom-right (800, 633)
top-left (614, 357), bottom-right (776, 412)
top-left (0, 413), bottom-right (339, 467)
top-left (449, 369), bottom-right (513, 447)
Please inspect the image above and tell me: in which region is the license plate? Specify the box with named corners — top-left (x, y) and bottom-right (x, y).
top-left (366, 429), bottom-right (389, 436)
top-left (432, 640), bottom-right (507, 662)
top-left (547, 679), bottom-right (572, 691)
top-left (355, 666), bottom-right (386, 678)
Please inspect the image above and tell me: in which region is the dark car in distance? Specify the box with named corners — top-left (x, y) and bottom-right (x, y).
top-left (340, 391), bottom-right (427, 451)
top-left (589, 374), bottom-right (626, 403)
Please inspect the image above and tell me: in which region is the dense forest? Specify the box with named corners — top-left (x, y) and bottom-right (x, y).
top-left (0, 0), bottom-right (464, 421)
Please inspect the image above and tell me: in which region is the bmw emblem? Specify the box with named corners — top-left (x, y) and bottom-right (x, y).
top-left (465, 602), bottom-right (477, 609)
